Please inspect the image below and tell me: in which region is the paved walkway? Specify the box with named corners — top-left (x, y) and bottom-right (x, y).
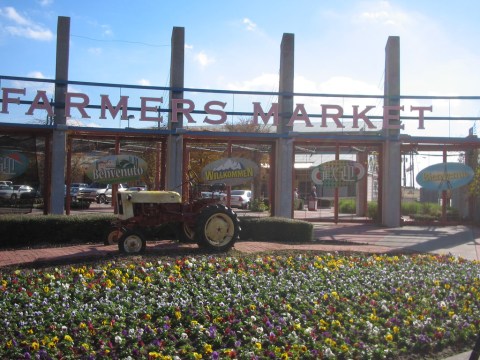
top-left (1, 223), bottom-right (479, 267)
top-left (0, 222), bottom-right (478, 359)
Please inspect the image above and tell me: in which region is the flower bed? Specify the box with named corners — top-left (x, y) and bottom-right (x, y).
top-left (0, 253), bottom-right (479, 359)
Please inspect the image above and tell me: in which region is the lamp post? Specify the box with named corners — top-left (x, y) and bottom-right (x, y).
top-left (127, 114), bottom-right (135, 128)
top-left (156, 106), bottom-right (162, 130)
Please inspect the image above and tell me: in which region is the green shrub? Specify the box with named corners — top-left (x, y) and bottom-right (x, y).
top-left (401, 201), bottom-right (421, 216)
top-left (0, 214), bottom-right (115, 249)
top-left (421, 202), bottom-right (441, 217)
top-left (250, 198), bottom-right (268, 212)
top-left (334, 199), bottom-right (448, 222)
top-left (239, 217), bottom-right (313, 242)
top-left (338, 198), bottom-right (356, 214)
top-left (367, 202), bottom-right (379, 221)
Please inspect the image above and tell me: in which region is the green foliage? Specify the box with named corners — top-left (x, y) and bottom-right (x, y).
top-left (239, 217), bottom-right (313, 242)
top-left (249, 198), bottom-right (268, 212)
top-left (469, 166), bottom-right (480, 195)
top-left (421, 202), bottom-right (441, 217)
top-left (0, 214), bottom-right (115, 248)
top-left (401, 202), bottom-right (441, 217)
top-left (338, 198), bottom-right (356, 214)
top-left (367, 202), bottom-right (379, 221)
top-left (337, 199), bottom-right (449, 222)
top-left (0, 214), bottom-right (313, 248)
top-left (400, 201), bottom-right (419, 216)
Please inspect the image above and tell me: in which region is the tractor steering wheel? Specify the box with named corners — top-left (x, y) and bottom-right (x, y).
top-left (187, 169), bottom-right (200, 185)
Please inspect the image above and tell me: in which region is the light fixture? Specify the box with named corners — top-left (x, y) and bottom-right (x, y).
top-left (127, 114), bottom-right (135, 128)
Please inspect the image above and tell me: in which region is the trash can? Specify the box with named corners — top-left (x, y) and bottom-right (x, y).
top-left (308, 198), bottom-right (317, 211)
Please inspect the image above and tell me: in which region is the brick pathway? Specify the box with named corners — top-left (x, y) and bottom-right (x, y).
top-left (3, 222), bottom-right (476, 268)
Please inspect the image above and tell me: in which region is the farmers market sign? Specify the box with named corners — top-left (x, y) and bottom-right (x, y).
top-left (0, 150), bottom-right (29, 180)
top-left (201, 157), bottom-right (259, 186)
top-left (416, 162), bottom-right (474, 191)
top-left (86, 155), bottom-right (147, 183)
top-left (311, 160), bottom-right (365, 187)
top-left (2, 87), bottom-right (433, 130)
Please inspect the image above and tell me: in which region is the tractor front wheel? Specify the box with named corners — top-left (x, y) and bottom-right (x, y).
top-left (194, 205), bottom-right (240, 252)
top-left (105, 228), bottom-right (123, 245)
top-left (118, 230), bottom-right (146, 254)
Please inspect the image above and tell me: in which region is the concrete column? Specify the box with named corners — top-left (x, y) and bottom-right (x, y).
top-left (166, 27), bottom-right (185, 193)
top-left (465, 147), bottom-right (478, 221)
top-left (382, 36), bottom-right (401, 227)
top-left (273, 33), bottom-right (294, 218)
top-left (50, 16), bottom-right (70, 214)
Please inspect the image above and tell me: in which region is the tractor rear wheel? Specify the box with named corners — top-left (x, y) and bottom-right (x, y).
top-left (194, 205), bottom-right (240, 251)
top-left (118, 230), bottom-right (146, 254)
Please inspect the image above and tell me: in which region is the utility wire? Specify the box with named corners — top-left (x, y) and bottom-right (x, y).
top-left (71, 34), bottom-right (170, 48)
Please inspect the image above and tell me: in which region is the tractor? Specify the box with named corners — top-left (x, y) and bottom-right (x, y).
top-left (106, 182), bottom-right (241, 254)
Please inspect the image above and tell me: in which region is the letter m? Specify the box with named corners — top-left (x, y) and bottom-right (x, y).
top-left (100, 95), bottom-right (129, 119)
top-left (252, 102), bottom-right (279, 126)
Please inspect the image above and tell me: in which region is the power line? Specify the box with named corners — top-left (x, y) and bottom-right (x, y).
top-left (71, 34), bottom-right (170, 48)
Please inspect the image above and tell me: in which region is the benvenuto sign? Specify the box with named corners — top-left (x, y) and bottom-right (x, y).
top-left (86, 155), bottom-right (147, 183)
top-left (1, 87), bottom-right (433, 130)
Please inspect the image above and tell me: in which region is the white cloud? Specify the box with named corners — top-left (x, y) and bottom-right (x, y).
top-left (0, 6), bottom-right (53, 41)
top-left (88, 47), bottom-right (102, 55)
top-left (243, 18), bottom-right (257, 31)
top-left (354, 1), bottom-right (411, 28)
top-left (315, 76), bottom-right (381, 95)
top-left (11, 71), bottom-right (54, 95)
top-left (38, 0), bottom-right (53, 6)
top-left (194, 51), bottom-right (215, 67)
top-left (0, 6), bottom-right (29, 25)
top-left (5, 25), bottom-right (52, 40)
top-left (84, 121), bottom-right (101, 128)
top-left (27, 71), bottom-right (46, 79)
top-left (228, 73), bottom-right (278, 92)
top-left (101, 24), bottom-right (113, 37)
top-left (137, 78), bottom-right (151, 86)
top-left (185, 43), bottom-right (193, 50)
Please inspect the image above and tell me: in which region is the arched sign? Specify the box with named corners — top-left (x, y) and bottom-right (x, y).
top-left (0, 151), bottom-right (29, 180)
top-left (416, 162), bottom-right (474, 191)
top-left (86, 155), bottom-right (147, 184)
top-left (201, 157), bottom-right (259, 186)
top-left (311, 160), bottom-right (365, 187)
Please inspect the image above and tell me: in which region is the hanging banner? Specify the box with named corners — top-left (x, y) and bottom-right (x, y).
top-left (311, 160), bottom-right (365, 187)
top-left (416, 162), bottom-right (474, 191)
top-left (201, 157), bottom-right (259, 186)
top-left (86, 155), bottom-right (147, 184)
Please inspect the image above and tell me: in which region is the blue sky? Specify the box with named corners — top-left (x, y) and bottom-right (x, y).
top-left (0, 0), bottom-right (479, 138)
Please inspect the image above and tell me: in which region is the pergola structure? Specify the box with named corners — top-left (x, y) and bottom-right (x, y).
top-left (1, 16), bottom-right (480, 226)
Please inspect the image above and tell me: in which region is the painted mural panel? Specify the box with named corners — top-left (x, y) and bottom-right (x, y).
top-left (416, 162), bottom-right (474, 191)
top-left (86, 155), bottom-right (148, 184)
top-left (201, 157), bottom-right (259, 186)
